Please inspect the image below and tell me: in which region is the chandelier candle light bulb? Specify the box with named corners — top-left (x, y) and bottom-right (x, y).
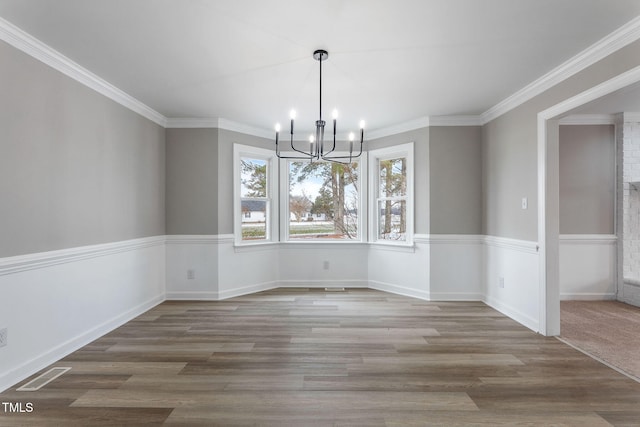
top-left (273, 50), bottom-right (365, 164)
top-left (332, 109), bottom-right (338, 137)
top-left (290, 110), bottom-right (296, 135)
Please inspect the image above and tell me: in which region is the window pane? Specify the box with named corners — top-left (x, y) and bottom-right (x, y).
top-left (241, 199), bottom-right (267, 240)
top-left (378, 199), bottom-right (406, 241)
top-left (379, 158), bottom-right (407, 197)
top-left (241, 158), bottom-right (267, 197)
top-left (289, 161), bottom-right (359, 240)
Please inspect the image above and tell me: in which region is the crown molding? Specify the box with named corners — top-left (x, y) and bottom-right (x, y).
top-left (559, 114), bottom-right (617, 125)
top-left (482, 15), bottom-right (640, 124)
top-left (217, 118), bottom-right (274, 139)
top-left (165, 117), bottom-right (221, 128)
top-left (165, 117), bottom-right (273, 139)
top-left (0, 16), bottom-right (167, 127)
top-left (367, 116), bottom-right (430, 140)
top-left (167, 115), bottom-right (483, 140)
top-left (429, 115), bottom-right (483, 126)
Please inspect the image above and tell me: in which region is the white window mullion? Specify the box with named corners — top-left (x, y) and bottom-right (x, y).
top-left (234, 144), bottom-right (278, 246)
top-left (369, 143), bottom-right (414, 246)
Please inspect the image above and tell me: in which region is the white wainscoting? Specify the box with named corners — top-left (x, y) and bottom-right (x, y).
top-left (483, 236), bottom-right (540, 332)
top-left (0, 237), bottom-right (166, 393)
top-left (278, 243), bottom-right (369, 289)
top-left (166, 235), bottom-right (280, 300)
top-left (165, 235), bottom-right (223, 300)
top-left (368, 240), bottom-right (430, 300)
top-left (427, 235), bottom-right (484, 300)
top-left (220, 237), bottom-right (279, 299)
top-left (559, 234), bottom-right (617, 300)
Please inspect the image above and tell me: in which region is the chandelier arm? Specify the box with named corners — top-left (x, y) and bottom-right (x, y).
top-left (288, 143), bottom-right (315, 158)
top-left (286, 131), bottom-right (315, 158)
top-left (321, 139), bottom-right (364, 161)
top-left (320, 156), bottom-right (356, 165)
top-left (277, 149), bottom-right (316, 160)
top-left (323, 133), bottom-right (337, 156)
top-left (321, 152), bottom-right (363, 161)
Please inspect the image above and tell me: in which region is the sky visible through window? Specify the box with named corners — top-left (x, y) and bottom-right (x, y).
top-left (289, 161), bottom-right (359, 240)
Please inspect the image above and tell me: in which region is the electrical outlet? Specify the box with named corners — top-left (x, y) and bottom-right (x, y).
top-left (499, 277), bottom-right (505, 289)
top-left (521, 197), bottom-right (528, 210)
top-left (0, 328), bottom-right (7, 347)
top-left (323, 261), bottom-right (330, 270)
top-left (187, 269), bottom-right (195, 280)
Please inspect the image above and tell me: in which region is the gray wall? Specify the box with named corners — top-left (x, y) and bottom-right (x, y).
top-left (169, 125), bottom-right (480, 237)
top-left (164, 128), bottom-right (271, 236)
top-left (482, 39), bottom-right (640, 241)
top-left (368, 127), bottom-right (430, 234)
top-left (0, 41), bottom-right (165, 257)
top-left (429, 126), bottom-right (482, 234)
top-left (559, 124), bottom-right (615, 234)
top-left (165, 128), bottom-right (218, 235)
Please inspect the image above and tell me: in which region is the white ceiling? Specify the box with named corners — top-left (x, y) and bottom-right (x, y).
top-left (1, 0), bottom-right (640, 134)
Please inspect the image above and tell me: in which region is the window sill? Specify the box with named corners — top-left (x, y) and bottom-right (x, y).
top-left (233, 240), bottom-right (416, 253)
top-left (234, 241), bottom-right (280, 253)
top-left (280, 241), bottom-right (369, 250)
top-left (369, 242), bottom-right (416, 253)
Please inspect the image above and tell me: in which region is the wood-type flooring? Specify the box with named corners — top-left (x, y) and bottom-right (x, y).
top-left (2, 288), bottom-right (640, 426)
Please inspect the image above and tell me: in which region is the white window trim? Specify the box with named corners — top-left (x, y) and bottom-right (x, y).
top-left (279, 152), bottom-right (368, 243)
top-left (368, 142), bottom-right (414, 246)
top-left (233, 144), bottom-right (279, 246)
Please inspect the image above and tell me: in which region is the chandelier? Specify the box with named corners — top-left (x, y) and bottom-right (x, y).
top-left (274, 49), bottom-right (365, 164)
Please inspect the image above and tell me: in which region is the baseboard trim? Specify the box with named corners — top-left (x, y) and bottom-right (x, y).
top-left (484, 295), bottom-right (539, 333)
top-left (278, 280), bottom-right (369, 289)
top-left (560, 293), bottom-right (617, 301)
top-left (430, 292), bottom-right (484, 301)
top-left (219, 282), bottom-right (278, 299)
top-left (0, 293), bottom-right (164, 394)
top-left (165, 291), bottom-right (220, 300)
top-left (166, 282), bottom-right (279, 301)
top-left (368, 280), bottom-right (430, 301)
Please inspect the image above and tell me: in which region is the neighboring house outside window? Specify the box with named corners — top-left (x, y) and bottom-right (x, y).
top-left (234, 144), bottom-right (278, 245)
top-left (234, 142), bottom-right (413, 246)
top-left (280, 157), bottom-right (366, 242)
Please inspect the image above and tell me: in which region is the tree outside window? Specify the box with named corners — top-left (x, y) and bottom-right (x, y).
top-left (378, 158), bottom-right (407, 241)
top-left (240, 158), bottom-right (268, 241)
top-left (369, 142), bottom-right (413, 245)
top-left (288, 161), bottom-right (360, 240)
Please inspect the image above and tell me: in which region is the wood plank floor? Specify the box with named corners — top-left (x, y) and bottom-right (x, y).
top-left (2, 288), bottom-right (640, 426)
